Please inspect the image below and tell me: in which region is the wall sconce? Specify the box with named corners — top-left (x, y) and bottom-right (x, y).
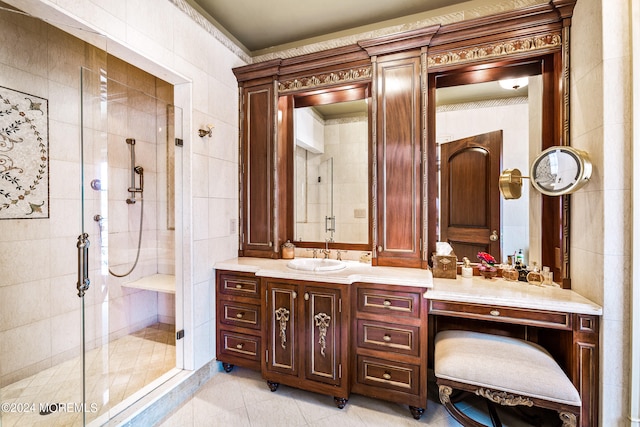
top-left (198, 124), bottom-right (214, 138)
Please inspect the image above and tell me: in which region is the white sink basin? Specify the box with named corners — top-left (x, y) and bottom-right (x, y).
top-left (287, 258), bottom-right (346, 272)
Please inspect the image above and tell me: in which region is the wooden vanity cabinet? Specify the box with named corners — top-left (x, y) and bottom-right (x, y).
top-left (215, 270), bottom-right (263, 372)
top-left (263, 278), bottom-right (350, 407)
top-left (233, 59), bottom-right (291, 259)
top-left (351, 283), bottom-right (429, 419)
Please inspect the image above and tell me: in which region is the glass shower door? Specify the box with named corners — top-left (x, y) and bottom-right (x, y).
top-left (78, 66), bottom-right (182, 425)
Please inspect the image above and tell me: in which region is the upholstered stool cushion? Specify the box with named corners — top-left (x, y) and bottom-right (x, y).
top-left (434, 330), bottom-right (581, 407)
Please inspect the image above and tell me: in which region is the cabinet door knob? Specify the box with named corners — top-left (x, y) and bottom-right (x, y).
top-left (490, 309), bottom-right (501, 316)
top-left (235, 284), bottom-right (242, 289)
top-left (236, 312), bottom-right (244, 319)
top-left (382, 372), bottom-right (392, 380)
top-left (383, 334), bottom-right (392, 342)
top-left (304, 292), bottom-right (309, 301)
top-left (383, 300), bottom-right (392, 307)
top-left (236, 343), bottom-right (244, 350)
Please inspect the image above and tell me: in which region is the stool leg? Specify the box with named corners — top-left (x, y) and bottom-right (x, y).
top-left (438, 385), bottom-right (488, 427)
top-left (485, 400), bottom-right (502, 427)
top-left (559, 411), bottom-right (577, 427)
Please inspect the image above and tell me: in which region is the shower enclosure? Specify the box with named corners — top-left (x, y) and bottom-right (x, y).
top-left (0, 59), bottom-right (183, 426)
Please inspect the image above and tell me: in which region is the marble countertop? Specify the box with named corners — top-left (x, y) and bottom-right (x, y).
top-left (429, 276), bottom-right (602, 315)
top-left (214, 257), bottom-right (434, 289)
top-left (214, 258), bottom-right (602, 316)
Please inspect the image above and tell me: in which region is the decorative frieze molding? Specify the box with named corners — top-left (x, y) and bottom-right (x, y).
top-left (428, 32), bottom-right (562, 68)
top-left (436, 96), bottom-right (528, 113)
top-left (278, 66), bottom-right (372, 93)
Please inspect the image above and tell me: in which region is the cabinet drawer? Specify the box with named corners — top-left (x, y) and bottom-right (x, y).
top-left (356, 355), bottom-right (420, 395)
top-left (357, 319), bottom-right (419, 356)
top-left (357, 287), bottom-right (421, 318)
top-left (220, 301), bottom-right (261, 330)
top-left (219, 330), bottom-right (261, 361)
top-left (218, 272), bottom-right (260, 299)
top-left (428, 300), bottom-right (571, 330)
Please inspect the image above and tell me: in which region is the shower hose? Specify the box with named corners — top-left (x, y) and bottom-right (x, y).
top-left (96, 194), bottom-right (144, 278)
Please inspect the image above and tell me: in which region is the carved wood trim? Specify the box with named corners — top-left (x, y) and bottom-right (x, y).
top-left (358, 25), bottom-right (439, 57)
top-left (278, 66), bottom-right (372, 93)
top-left (427, 31), bottom-right (562, 69)
top-left (475, 388), bottom-right (534, 407)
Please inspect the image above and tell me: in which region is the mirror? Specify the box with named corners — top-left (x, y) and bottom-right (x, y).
top-left (294, 100), bottom-right (369, 244)
top-left (434, 65), bottom-right (544, 267)
top-left (285, 86), bottom-right (371, 249)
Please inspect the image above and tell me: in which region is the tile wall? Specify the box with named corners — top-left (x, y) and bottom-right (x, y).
top-left (571, 0), bottom-right (632, 425)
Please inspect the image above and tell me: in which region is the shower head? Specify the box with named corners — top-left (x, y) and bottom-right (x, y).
top-left (134, 166), bottom-right (143, 175)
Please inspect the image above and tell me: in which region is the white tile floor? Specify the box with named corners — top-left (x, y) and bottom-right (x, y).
top-left (156, 366), bottom-right (558, 427)
top-left (0, 323), bottom-right (175, 427)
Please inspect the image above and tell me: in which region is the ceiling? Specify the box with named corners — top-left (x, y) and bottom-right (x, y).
top-left (186, 0), bottom-right (469, 54)
top-left (185, 0), bottom-right (529, 112)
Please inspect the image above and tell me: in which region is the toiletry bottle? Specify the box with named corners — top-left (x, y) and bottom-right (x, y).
top-left (527, 262), bottom-right (543, 285)
top-left (461, 257), bottom-right (473, 278)
top-left (517, 261), bottom-right (528, 282)
top-left (516, 249), bottom-right (524, 265)
top-left (542, 266), bottom-right (554, 286)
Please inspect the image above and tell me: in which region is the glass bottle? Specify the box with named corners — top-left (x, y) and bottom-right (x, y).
top-left (526, 262), bottom-right (543, 286)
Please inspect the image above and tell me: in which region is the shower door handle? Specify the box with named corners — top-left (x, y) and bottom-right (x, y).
top-left (76, 233), bottom-right (91, 297)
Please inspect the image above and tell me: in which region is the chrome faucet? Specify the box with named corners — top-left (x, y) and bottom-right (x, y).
top-left (322, 239), bottom-right (331, 259)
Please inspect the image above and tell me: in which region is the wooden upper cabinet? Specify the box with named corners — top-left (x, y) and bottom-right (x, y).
top-left (374, 52), bottom-right (423, 268)
top-left (240, 82), bottom-right (275, 257)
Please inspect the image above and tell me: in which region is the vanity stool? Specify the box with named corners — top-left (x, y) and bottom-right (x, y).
top-left (434, 330), bottom-right (581, 427)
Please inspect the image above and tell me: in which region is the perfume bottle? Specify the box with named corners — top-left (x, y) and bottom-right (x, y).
top-left (526, 262), bottom-right (543, 286)
top-left (542, 266), bottom-right (554, 286)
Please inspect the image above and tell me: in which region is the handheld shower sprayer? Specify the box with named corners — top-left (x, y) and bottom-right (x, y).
top-left (125, 138), bottom-right (144, 204)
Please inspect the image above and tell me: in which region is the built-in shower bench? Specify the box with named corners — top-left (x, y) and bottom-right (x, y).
top-left (123, 274), bottom-right (175, 293)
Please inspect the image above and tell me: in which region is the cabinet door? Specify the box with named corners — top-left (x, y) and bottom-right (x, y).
top-left (303, 285), bottom-right (342, 386)
top-left (241, 83), bottom-right (274, 257)
top-left (375, 53), bottom-right (422, 267)
top-left (265, 281), bottom-right (298, 377)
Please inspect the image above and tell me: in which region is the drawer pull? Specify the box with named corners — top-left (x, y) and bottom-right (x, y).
top-left (490, 309), bottom-right (501, 316)
top-left (235, 284), bottom-right (243, 289)
top-left (236, 343), bottom-right (244, 350)
top-left (383, 334), bottom-right (392, 343)
top-left (382, 372), bottom-right (392, 380)
top-left (236, 312), bottom-right (244, 319)
top-left (383, 300), bottom-right (392, 307)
